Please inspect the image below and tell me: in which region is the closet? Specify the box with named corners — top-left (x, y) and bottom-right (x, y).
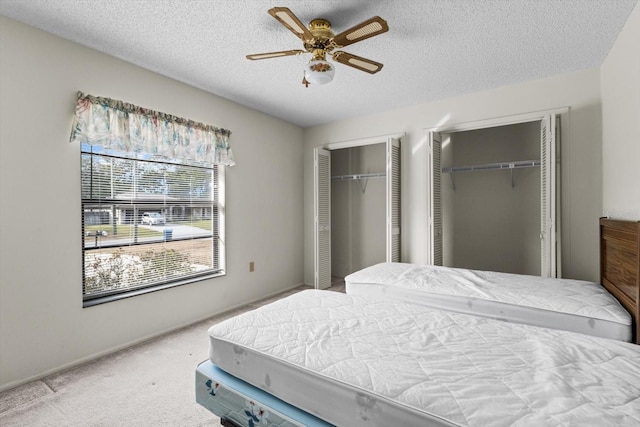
top-left (428, 113), bottom-right (560, 278)
top-left (443, 122), bottom-right (541, 275)
top-left (331, 144), bottom-right (387, 278)
top-left (314, 135), bottom-right (401, 289)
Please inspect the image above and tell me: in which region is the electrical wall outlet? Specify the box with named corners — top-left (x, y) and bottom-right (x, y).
top-left (249, 261), bottom-right (255, 272)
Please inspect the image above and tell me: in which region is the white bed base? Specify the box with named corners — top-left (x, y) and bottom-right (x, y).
top-left (196, 361), bottom-right (332, 427)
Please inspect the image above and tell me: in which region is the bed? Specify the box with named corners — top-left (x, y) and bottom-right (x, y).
top-left (195, 219), bottom-right (640, 426)
top-left (345, 263), bottom-right (632, 341)
top-left (197, 289), bottom-right (640, 426)
top-left (344, 219), bottom-right (639, 342)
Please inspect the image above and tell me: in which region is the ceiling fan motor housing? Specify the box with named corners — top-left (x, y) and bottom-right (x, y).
top-left (305, 19), bottom-right (335, 54)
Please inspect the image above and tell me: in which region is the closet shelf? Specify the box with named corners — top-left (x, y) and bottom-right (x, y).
top-left (331, 172), bottom-right (385, 193)
top-left (442, 160), bottom-right (540, 174)
top-left (331, 172), bottom-right (386, 181)
top-left (442, 160), bottom-right (540, 190)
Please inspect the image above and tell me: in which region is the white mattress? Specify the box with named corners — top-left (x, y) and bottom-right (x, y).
top-left (345, 263), bottom-right (632, 341)
top-left (208, 290), bottom-right (640, 427)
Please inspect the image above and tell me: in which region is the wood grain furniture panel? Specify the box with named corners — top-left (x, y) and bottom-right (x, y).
top-left (600, 218), bottom-right (640, 344)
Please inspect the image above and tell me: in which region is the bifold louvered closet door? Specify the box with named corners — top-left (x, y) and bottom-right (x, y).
top-left (314, 136), bottom-right (402, 289)
top-left (314, 148), bottom-right (331, 289)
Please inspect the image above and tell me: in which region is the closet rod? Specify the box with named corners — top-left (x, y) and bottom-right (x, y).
top-left (442, 159), bottom-right (540, 174)
top-left (443, 160), bottom-right (540, 191)
top-left (331, 172), bottom-right (386, 180)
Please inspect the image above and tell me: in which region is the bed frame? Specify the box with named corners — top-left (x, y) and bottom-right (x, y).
top-left (600, 218), bottom-right (640, 344)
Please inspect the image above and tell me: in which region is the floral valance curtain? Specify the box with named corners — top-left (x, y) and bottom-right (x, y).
top-left (69, 92), bottom-right (235, 166)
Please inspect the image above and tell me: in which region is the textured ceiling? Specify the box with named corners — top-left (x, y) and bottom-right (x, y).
top-left (0, 0), bottom-right (637, 127)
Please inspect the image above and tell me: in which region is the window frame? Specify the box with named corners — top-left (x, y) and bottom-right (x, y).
top-left (81, 147), bottom-right (226, 307)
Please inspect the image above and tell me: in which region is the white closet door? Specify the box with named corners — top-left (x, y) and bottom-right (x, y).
top-left (428, 132), bottom-right (443, 265)
top-left (314, 148), bottom-right (331, 289)
top-left (386, 137), bottom-right (401, 262)
top-left (540, 114), bottom-right (557, 278)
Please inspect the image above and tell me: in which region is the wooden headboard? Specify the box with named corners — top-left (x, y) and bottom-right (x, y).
top-left (600, 218), bottom-right (640, 344)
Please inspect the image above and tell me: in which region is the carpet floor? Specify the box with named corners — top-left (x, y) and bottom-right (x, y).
top-left (0, 281), bottom-right (345, 426)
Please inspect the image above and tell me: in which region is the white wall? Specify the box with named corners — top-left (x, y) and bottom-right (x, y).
top-left (304, 68), bottom-right (603, 285)
top-left (602, 3), bottom-right (640, 219)
top-left (0, 17), bottom-right (304, 391)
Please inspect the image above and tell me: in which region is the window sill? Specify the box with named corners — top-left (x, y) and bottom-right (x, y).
top-left (83, 270), bottom-right (226, 308)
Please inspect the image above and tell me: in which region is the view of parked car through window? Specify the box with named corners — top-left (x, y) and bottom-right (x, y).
top-left (141, 212), bottom-right (166, 225)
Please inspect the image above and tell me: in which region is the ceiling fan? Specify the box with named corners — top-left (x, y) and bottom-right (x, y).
top-left (246, 7), bottom-right (389, 87)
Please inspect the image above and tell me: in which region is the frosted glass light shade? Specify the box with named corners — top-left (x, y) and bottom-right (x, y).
top-left (304, 59), bottom-right (335, 85)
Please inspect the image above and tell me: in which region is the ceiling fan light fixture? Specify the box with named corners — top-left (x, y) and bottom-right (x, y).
top-left (304, 58), bottom-right (335, 85)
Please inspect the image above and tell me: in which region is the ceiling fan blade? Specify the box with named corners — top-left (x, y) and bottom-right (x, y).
top-left (246, 50), bottom-right (305, 60)
top-left (268, 7), bottom-right (314, 41)
top-left (332, 16), bottom-right (389, 47)
top-left (332, 51), bottom-right (384, 74)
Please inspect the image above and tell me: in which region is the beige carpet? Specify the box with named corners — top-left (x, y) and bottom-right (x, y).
top-left (0, 281), bottom-right (345, 426)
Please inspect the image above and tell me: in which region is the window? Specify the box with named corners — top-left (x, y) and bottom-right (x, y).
top-left (81, 144), bottom-right (225, 305)
top-left (70, 92), bottom-right (233, 307)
